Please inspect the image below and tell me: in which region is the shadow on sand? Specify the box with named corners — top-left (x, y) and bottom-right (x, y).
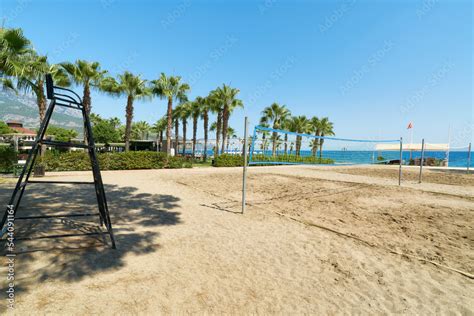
top-left (0, 181), bottom-right (181, 298)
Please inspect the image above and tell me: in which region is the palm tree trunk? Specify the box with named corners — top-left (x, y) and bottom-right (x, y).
top-left (221, 105), bottom-right (229, 154)
top-left (36, 80), bottom-right (47, 157)
top-left (174, 119), bottom-right (179, 154)
top-left (159, 131), bottom-right (163, 152)
top-left (296, 135), bottom-right (301, 157)
top-left (319, 136), bottom-right (324, 158)
top-left (215, 110), bottom-right (222, 157)
top-left (182, 118), bottom-right (187, 155)
top-left (272, 131), bottom-right (277, 157)
top-left (166, 97), bottom-right (173, 155)
top-left (192, 115), bottom-right (198, 158)
top-left (284, 134), bottom-right (288, 155)
top-left (203, 111), bottom-right (209, 162)
top-left (124, 95), bottom-right (134, 152)
top-left (83, 82), bottom-right (91, 144)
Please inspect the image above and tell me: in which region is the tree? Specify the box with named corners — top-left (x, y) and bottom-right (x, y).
top-left (152, 117), bottom-right (167, 152)
top-left (226, 126), bottom-right (237, 151)
top-left (208, 91), bottom-right (222, 157)
top-left (176, 102), bottom-right (192, 155)
top-left (200, 96), bottom-right (211, 161)
top-left (90, 114), bottom-right (122, 144)
top-left (132, 121), bottom-right (151, 140)
top-left (212, 84), bottom-right (243, 153)
top-left (0, 121), bottom-right (16, 134)
top-left (100, 71), bottom-right (151, 151)
top-left (309, 116), bottom-right (321, 157)
top-left (260, 103), bottom-right (291, 156)
top-left (61, 60), bottom-right (106, 115)
top-left (191, 97), bottom-right (204, 158)
top-left (17, 53), bottom-right (70, 123)
top-left (317, 117), bottom-right (335, 158)
top-left (280, 117), bottom-right (291, 155)
top-left (0, 28), bottom-right (33, 90)
top-left (151, 73), bottom-right (190, 155)
top-left (172, 105), bottom-right (181, 153)
top-left (287, 116), bottom-right (310, 157)
top-left (46, 126), bottom-right (78, 142)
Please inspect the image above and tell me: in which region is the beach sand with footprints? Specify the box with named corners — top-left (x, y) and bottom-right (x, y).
top-left (0, 165), bottom-right (472, 314)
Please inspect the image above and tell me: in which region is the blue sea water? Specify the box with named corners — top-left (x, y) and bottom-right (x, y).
top-left (217, 149), bottom-right (471, 168)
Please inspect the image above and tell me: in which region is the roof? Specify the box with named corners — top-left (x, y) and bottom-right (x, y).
top-left (375, 143), bottom-right (450, 151)
top-left (8, 126), bottom-right (36, 135)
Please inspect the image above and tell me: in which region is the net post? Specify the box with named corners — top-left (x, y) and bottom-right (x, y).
top-left (467, 142), bottom-right (472, 174)
top-left (398, 137), bottom-right (403, 186)
top-left (419, 138), bottom-right (425, 183)
top-left (242, 117), bottom-right (249, 214)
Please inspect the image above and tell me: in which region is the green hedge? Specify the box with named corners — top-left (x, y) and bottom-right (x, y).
top-left (213, 154), bottom-right (244, 167)
top-left (212, 153), bottom-right (334, 167)
top-left (41, 151), bottom-right (192, 171)
top-left (0, 147), bottom-right (17, 172)
top-left (252, 154), bottom-right (334, 165)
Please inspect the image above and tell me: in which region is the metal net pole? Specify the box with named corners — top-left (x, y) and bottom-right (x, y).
top-left (242, 117), bottom-right (249, 214)
top-left (419, 138), bottom-right (425, 183)
top-left (467, 142), bottom-right (472, 174)
top-left (398, 137), bottom-right (403, 186)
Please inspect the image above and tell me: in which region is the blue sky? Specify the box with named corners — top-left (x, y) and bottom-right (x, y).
top-left (1, 0), bottom-right (472, 145)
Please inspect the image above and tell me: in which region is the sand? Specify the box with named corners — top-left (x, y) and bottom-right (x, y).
top-left (0, 165), bottom-right (472, 314)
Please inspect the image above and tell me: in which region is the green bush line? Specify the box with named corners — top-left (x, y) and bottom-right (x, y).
top-left (0, 147), bottom-right (17, 172)
top-left (40, 151), bottom-right (192, 171)
top-left (213, 153), bottom-right (334, 167)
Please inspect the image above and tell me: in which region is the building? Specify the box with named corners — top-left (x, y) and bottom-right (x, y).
top-left (0, 121), bottom-right (37, 152)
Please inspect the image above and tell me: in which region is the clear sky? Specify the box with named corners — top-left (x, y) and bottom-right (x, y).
top-left (1, 0), bottom-right (472, 145)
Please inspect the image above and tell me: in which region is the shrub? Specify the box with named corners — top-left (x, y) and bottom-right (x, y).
top-left (0, 147), bottom-right (17, 172)
top-left (40, 151), bottom-right (190, 171)
top-left (213, 154), bottom-right (244, 167)
top-left (212, 153), bottom-right (335, 167)
top-left (252, 154), bottom-right (334, 165)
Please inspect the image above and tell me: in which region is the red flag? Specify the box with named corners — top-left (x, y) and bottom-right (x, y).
top-left (407, 122), bottom-right (413, 129)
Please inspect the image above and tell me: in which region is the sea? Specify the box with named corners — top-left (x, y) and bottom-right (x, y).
top-left (191, 149), bottom-right (472, 168)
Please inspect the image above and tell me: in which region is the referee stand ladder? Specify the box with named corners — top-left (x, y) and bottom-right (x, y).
top-left (0, 74), bottom-right (116, 249)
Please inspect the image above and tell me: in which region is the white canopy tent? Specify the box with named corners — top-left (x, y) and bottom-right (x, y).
top-left (375, 143), bottom-right (450, 151)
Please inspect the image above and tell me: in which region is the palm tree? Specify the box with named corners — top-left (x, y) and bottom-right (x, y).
top-left (132, 121), bottom-right (151, 140)
top-left (151, 73), bottom-right (190, 155)
top-left (100, 71), bottom-right (151, 151)
top-left (226, 126), bottom-right (237, 152)
top-left (309, 116), bottom-right (321, 157)
top-left (61, 60), bottom-right (106, 115)
top-left (172, 106), bottom-right (181, 153)
top-left (178, 102), bottom-right (192, 155)
top-left (0, 28), bottom-right (33, 90)
top-left (260, 103), bottom-right (291, 156)
top-left (281, 117), bottom-right (291, 155)
top-left (207, 91), bottom-right (222, 156)
top-left (152, 117), bottom-right (167, 152)
top-left (212, 84), bottom-right (243, 153)
top-left (200, 96), bottom-right (211, 161)
top-left (318, 117), bottom-right (335, 158)
top-left (287, 116), bottom-right (310, 157)
top-left (191, 97), bottom-right (204, 158)
top-left (17, 53), bottom-right (70, 123)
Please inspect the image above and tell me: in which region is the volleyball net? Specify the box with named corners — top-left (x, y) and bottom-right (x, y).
top-left (248, 125), bottom-right (401, 166)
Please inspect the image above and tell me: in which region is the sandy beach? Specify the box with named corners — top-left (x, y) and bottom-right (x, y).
top-left (0, 165), bottom-right (472, 314)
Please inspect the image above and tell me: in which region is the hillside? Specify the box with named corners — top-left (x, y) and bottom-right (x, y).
top-left (0, 90), bottom-right (83, 134)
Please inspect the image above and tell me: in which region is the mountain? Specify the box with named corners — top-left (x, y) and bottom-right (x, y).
top-left (0, 90), bottom-right (84, 134)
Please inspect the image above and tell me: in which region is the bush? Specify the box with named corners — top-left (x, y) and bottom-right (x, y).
top-left (212, 153), bottom-right (335, 167)
top-left (252, 154), bottom-right (334, 165)
top-left (213, 154), bottom-right (244, 167)
top-left (40, 151), bottom-right (191, 171)
top-left (0, 147), bottom-right (17, 172)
